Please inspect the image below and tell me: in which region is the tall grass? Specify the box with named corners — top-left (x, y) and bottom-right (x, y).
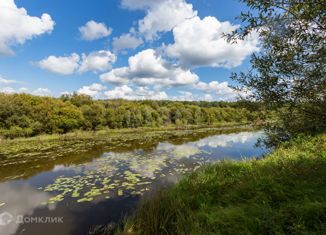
top-left (119, 134), bottom-right (326, 235)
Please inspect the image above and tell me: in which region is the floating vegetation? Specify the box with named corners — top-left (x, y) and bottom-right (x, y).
top-left (77, 197), bottom-right (93, 203)
top-left (0, 202), bottom-right (5, 207)
top-left (27, 130), bottom-right (263, 205)
top-left (48, 194), bottom-right (65, 204)
top-left (172, 145), bottom-right (200, 158)
top-left (39, 143), bottom-right (210, 205)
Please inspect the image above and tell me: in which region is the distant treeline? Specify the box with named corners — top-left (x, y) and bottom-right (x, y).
top-left (0, 93), bottom-right (264, 138)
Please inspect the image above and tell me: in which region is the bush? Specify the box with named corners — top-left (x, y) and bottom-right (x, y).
top-left (2, 126), bottom-right (34, 139)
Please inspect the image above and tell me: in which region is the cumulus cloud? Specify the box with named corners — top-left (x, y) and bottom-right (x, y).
top-left (168, 91), bottom-right (213, 101)
top-left (0, 87), bottom-right (16, 94)
top-left (139, 0), bottom-right (197, 40)
top-left (122, 0), bottom-right (197, 41)
top-left (32, 88), bottom-right (52, 97)
top-left (101, 49), bottom-right (198, 88)
top-left (166, 16), bottom-right (259, 68)
top-left (112, 33), bottom-right (143, 52)
top-left (129, 49), bottom-right (170, 77)
top-left (79, 20), bottom-right (112, 41)
top-left (104, 85), bottom-right (168, 100)
top-left (0, 87), bottom-right (52, 96)
top-left (35, 50), bottom-right (116, 75)
top-left (100, 67), bottom-right (129, 86)
top-left (0, 75), bottom-right (16, 84)
top-left (77, 83), bottom-right (107, 98)
top-left (79, 50), bottom-right (116, 73)
top-left (194, 81), bottom-right (249, 101)
top-left (36, 53), bottom-right (80, 75)
top-left (0, 0), bottom-right (55, 55)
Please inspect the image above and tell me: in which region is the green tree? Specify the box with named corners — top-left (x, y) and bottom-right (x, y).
top-left (230, 0), bottom-right (326, 146)
top-left (81, 104), bottom-right (105, 130)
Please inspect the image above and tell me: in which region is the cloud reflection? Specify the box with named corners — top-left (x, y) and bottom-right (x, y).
top-left (0, 183), bottom-right (54, 235)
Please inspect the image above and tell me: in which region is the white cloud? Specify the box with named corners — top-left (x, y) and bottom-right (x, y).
top-left (18, 87), bottom-right (28, 93)
top-left (100, 49), bottom-right (198, 88)
top-left (166, 16), bottom-right (259, 68)
top-left (79, 50), bottom-right (116, 73)
top-left (121, 0), bottom-right (197, 41)
top-left (77, 83), bottom-right (106, 98)
top-left (0, 0), bottom-right (55, 55)
top-left (194, 81), bottom-right (249, 101)
top-left (32, 88), bottom-right (52, 96)
top-left (100, 67), bottom-right (130, 86)
top-left (139, 0), bottom-right (197, 40)
top-left (79, 20), bottom-right (112, 41)
top-left (113, 33), bottom-right (143, 52)
top-left (60, 91), bottom-right (72, 96)
top-left (36, 53), bottom-right (80, 75)
top-left (0, 86), bottom-right (16, 94)
top-left (129, 49), bottom-right (169, 78)
top-left (169, 91), bottom-right (213, 101)
top-left (104, 85), bottom-right (133, 99)
top-left (35, 50), bottom-right (116, 75)
top-left (0, 87), bottom-right (52, 97)
top-left (0, 75), bottom-right (16, 84)
top-left (104, 85), bottom-right (168, 100)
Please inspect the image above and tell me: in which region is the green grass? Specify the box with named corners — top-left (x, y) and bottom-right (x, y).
top-left (119, 134), bottom-right (326, 235)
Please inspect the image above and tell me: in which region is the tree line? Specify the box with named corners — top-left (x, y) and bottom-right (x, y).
top-left (0, 93), bottom-right (263, 138)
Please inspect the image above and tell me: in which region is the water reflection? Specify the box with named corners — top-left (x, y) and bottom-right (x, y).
top-left (0, 183), bottom-right (54, 235)
top-left (0, 130), bottom-right (265, 235)
top-left (196, 131), bottom-right (259, 148)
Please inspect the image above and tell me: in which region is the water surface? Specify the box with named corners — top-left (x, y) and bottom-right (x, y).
top-left (0, 131), bottom-right (265, 235)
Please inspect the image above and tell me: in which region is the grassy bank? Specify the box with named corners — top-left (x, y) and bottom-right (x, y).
top-left (0, 124), bottom-right (256, 181)
top-left (119, 134), bottom-right (326, 235)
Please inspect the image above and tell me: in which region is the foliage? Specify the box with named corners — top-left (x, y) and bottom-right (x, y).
top-left (120, 134), bottom-right (326, 235)
top-left (230, 0), bottom-right (326, 145)
top-left (0, 93), bottom-right (263, 138)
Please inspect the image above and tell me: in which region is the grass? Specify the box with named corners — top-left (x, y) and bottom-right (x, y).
top-left (118, 134), bottom-right (326, 235)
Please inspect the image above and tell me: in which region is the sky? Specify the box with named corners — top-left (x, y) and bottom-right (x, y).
top-left (0, 0), bottom-right (259, 101)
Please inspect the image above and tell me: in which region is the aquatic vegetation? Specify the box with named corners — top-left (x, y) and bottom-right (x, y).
top-left (48, 194), bottom-right (65, 204)
top-left (39, 133), bottom-right (235, 205)
top-left (0, 126), bottom-right (257, 182)
top-left (77, 197), bottom-right (93, 203)
top-left (172, 145), bottom-right (200, 158)
top-left (0, 202), bottom-right (5, 207)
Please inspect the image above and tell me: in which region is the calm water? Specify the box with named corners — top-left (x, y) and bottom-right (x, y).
top-left (0, 131), bottom-right (265, 235)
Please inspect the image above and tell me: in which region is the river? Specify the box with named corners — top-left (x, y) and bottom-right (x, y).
top-left (0, 130), bottom-right (265, 235)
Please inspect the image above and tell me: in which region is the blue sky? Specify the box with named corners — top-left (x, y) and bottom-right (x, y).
top-left (0, 0), bottom-right (258, 101)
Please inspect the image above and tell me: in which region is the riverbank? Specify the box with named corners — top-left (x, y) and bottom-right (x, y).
top-left (0, 124), bottom-right (257, 181)
top-left (118, 134), bottom-right (326, 235)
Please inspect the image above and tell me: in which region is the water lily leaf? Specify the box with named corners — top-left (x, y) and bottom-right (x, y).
top-left (77, 197), bottom-right (93, 203)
